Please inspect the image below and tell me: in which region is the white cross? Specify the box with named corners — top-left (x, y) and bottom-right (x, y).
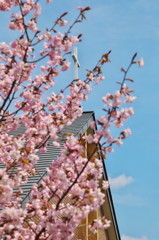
top-left (72, 47), bottom-right (80, 79)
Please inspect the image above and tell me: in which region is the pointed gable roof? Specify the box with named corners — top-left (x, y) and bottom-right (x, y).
top-left (0, 111), bottom-right (121, 240)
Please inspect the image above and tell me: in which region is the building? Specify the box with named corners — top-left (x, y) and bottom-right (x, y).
top-left (0, 111), bottom-right (121, 240)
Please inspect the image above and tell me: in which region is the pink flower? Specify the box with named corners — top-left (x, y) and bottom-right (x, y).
top-left (40, 147), bottom-right (47, 153)
top-left (107, 147), bottom-right (114, 153)
top-left (28, 20), bottom-right (38, 32)
top-left (114, 138), bottom-right (123, 146)
top-left (59, 20), bottom-right (68, 26)
top-left (90, 121), bottom-right (96, 129)
top-left (138, 57), bottom-right (144, 67)
top-left (89, 217), bottom-right (111, 234)
top-left (9, 22), bottom-right (17, 30)
top-left (77, 6), bottom-right (84, 10)
top-left (61, 62), bottom-right (70, 71)
top-left (53, 141), bottom-right (60, 147)
top-left (125, 95), bottom-right (136, 103)
top-left (102, 181), bottom-right (109, 190)
top-left (83, 134), bottom-right (93, 144)
top-left (94, 76), bottom-right (105, 85)
top-left (123, 128), bottom-right (132, 137)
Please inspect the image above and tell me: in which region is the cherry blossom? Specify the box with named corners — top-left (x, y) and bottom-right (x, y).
top-left (138, 57), bottom-right (144, 67)
top-left (0, 1), bottom-right (142, 239)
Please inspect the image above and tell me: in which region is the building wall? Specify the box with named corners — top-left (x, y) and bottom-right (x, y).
top-left (73, 209), bottom-right (108, 240)
top-left (25, 126), bottom-right (120, 240)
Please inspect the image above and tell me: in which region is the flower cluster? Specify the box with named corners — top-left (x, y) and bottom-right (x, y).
top-left (89, 217), bottom-right (111, 234)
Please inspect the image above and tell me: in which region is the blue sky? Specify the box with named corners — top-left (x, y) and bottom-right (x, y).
top-left (0, 1), bottom-right (159, 240)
